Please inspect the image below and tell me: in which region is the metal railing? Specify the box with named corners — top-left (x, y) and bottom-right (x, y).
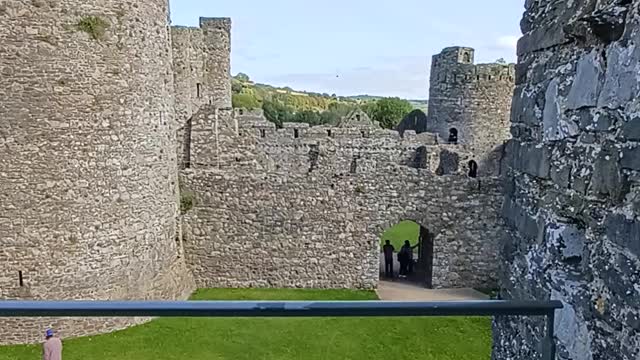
top-left (0, 300), bottom-right (562, 359)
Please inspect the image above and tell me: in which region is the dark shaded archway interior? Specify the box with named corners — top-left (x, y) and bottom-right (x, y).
top-left (380, 221), bottom-right (435, 289)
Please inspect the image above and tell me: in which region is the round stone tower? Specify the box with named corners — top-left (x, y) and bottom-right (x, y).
top-left (0, 0), bottom-right (193, 344)
top-left (427, 47), bottom-right (515, 157)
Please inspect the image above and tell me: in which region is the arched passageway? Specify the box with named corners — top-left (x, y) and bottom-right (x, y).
top-left (379, 220), bottom-right (436, 289)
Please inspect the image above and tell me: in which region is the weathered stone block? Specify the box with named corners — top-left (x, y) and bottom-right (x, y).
top-left (621, 116), bottom-right (640, 141)
top-left (543, 79), bottom-right (580, 141)
top-left (605, 214), bottom-right (640, 258)
top-left (517, 23), bottom-right (570, 57)
top-left (598, 43), bottom-right (640, 109)
top-left (567, 50), bottom-right (604, 110)
top-left (511, 141), bottom-right (552, 179)
top-left (591, 148), bottom-right (628, 200)
top-left (620, 146), bottom-right (640, 170)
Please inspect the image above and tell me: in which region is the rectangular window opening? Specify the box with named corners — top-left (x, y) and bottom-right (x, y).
top-left (294, 129), bottom-right (299, 138)
top-left (260, 129), bottom-right (266, 138)
top-left (196, 83), bottom-right (202, 98)
top-left (18, 271), bottom-right (24, 287)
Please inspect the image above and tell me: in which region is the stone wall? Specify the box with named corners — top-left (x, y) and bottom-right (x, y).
top-left (494, 1), bottom-right (640, 359)
top-left (172, 18), bottom-right (231, 169)
top-left (0, 0), bottom-right (194, 344)
top-left (181, 107), bottom-right (507, 290)
top-left (427, 47), bottom-right (515, 172)
top-left (182, 169), bottom-right (504, 290)
top-left (200, 17), bottom-right (232, 108)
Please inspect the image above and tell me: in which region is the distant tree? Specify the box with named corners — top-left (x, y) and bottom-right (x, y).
top-left (361, 101), bottom-right (377, 119)
top-left (369, 98), bottom-right (413, 129)
top-left (293, 110), bottom-right (323, 126)
top-left (262, 100), bottom-right (294, 128)
top-left (234, 73), bottom-right (251, 82)
top-left (231, 81), bottom-right (243, 94)
top-left (495, 58), bottom-right (507, 64)
top-left (232, 93), bottom-right (260, 109)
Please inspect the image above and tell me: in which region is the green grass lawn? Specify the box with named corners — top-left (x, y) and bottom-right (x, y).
top-left (0, 289), bottom-right (492, 360)
top-left (381, 220), bottom-right (420, 250)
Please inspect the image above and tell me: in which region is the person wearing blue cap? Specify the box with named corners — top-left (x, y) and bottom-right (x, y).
top-left (42, 328), bottom-right (62, 360)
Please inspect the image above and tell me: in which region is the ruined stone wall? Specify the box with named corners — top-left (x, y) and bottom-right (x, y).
top-left (172, 26), bottom-right (205, 126)
top-left (0, 0), bottom-right (194, 344)
top-left (181, 107), bottom-right (507, 290)
top-left (172, 18), bottom-right (231, 169)
top-left (182, 169), bottom-right (504, 290)
top-left (427, 47), bottom-right (515, 168)
top-left (200, 17), bottom-right (232, 108)
top-left (494, 1), bottom-right (640, 359)
top-left (186, 106), bottom-right (487, 176)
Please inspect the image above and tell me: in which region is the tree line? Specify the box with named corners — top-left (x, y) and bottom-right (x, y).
top-left (232, 73), bottom-right (414, 129)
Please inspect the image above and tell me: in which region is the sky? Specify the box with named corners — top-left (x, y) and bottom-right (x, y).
top-left (169, 0), bottom-right (524, 100)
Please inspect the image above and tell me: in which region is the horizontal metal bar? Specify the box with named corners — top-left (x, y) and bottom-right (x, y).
top-left (0, 300), bottom-right (562, 318)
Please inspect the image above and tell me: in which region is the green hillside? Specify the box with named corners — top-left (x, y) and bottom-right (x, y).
top-left (231, 73), bottom-right (421, 129)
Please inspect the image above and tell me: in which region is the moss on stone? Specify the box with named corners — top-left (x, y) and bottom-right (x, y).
top-left (76, 16), bottom-right (109, 40)
top-left (180, 190), bottom-right (195, 214)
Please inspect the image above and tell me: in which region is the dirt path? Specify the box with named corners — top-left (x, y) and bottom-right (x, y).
top-left (376, 280), bottom-right (489, 301)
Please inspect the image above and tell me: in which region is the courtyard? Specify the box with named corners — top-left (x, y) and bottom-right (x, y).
top-left (0, 289), bottom-right (492, 360)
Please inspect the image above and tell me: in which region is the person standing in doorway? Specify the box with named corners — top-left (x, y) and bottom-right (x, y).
top-left (382, 240), bottom-right (395, 278)
top-left (401, 240), bottom-right (420, 276)
top-left (43, 329), bottom-right (62, 360)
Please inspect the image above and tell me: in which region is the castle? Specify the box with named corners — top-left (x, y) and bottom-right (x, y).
top-left (2, 0), bottom-right (639, 359)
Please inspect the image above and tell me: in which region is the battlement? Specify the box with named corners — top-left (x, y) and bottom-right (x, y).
top-left (199, 17), bottom-right (232, 30)
top-left (434, 47), bottom-right (476, 65)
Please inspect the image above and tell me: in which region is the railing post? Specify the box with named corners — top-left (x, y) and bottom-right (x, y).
top-left (543, 311), bottom-right (556, 360)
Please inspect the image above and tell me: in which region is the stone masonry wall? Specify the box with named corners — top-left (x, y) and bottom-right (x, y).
top-left (182, 169), bottom-right (504, 290)
top-left (181, 106), bottom-right (507, 290)
top-left (172, 18), bottom-right (231, 169)
top-left (494, 1), bottom-right (640, 359)
top-left (427, 47), bottom-right (515, 172)
top-left (200, 17), bottom-right (232, 108)
top-left (0, 0), bottom-right (194, 344)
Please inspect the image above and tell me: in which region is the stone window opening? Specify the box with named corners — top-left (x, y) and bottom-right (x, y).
top-left (260, 129), bottom-right (266, 138)
top-left (182, 117), bottom-right (193, 169)
top-left (463, 52), bottom-right (471, 63)
top-left (448, 128), bottom-right (458, 144)
top-left (412, 146), bottom-right (428, 169)
top-left (294, 129), bottom-right (300, 138)
top-left (327, 129), bottom-right (333, 137)
top-left (468, 160), bottom-right (478, 178)
top-left (175, 235), bottom-right (182, 259)
top-left (350, 155), bottom-right (359, 174)
top-left (196, 83), bottom-right (202, 98)
top-left (356, 114), bottom-right (361, 122)
top-left (18, 271), bottom-right (24, 287)
top-left (239, 109), bottom-right (244, 115)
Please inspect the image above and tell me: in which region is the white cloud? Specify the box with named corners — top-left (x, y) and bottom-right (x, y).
top-left (494, 35), bottom-right (519, 51)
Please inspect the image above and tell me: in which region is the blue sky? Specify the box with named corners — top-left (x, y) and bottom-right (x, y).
top-left (169, 0), bottom-right (523, 99)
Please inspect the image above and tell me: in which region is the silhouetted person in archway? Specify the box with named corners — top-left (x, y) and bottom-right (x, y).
top-left (468, 160), bottom-right (478, 178)
top-left (382, 240), bottom-right (395, 278)
top-left (448, 128), bottom-right (458, 144)
top-left (399, 240), bottom-right (420, 276)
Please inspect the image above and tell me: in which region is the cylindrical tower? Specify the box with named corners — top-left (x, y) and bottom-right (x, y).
top-left (427, 47), bottom-right (515, 157)
top-left (200, 17), bottom-right (232, 108)
top-left (0, 0), bottom-right (193, 344)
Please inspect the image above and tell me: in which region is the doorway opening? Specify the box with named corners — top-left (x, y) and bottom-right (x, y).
top-left (379, 220), bottom-right (435, 288)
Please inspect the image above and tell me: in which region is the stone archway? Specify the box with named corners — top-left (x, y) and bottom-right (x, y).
top-left (376, 216), bottom-right (444, 289)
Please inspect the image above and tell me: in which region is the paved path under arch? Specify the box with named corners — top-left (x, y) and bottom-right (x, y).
top-left (376, 280), bottom-right (489, 301)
